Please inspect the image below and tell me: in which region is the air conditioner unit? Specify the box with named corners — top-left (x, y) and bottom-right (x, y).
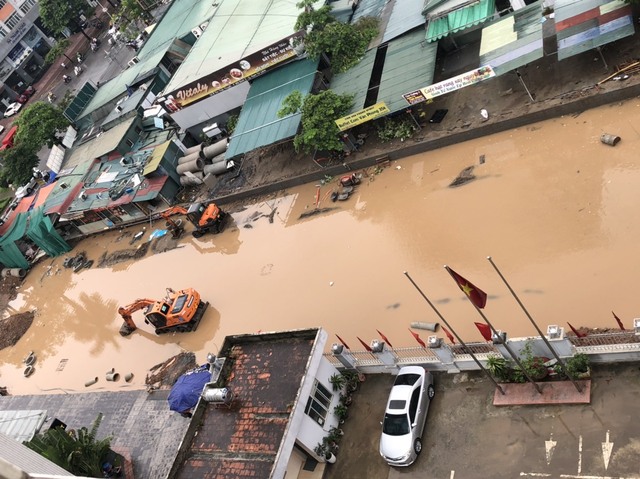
top-left (78, 191), bottom-right (88, 201)
top-left (200, 21), bottom-right (209, 31)
top-left (547, 325), bottom-right (562, 339)
top-left (191, 27), bottom-right (203, 39)
top-left (127, 56), bottom-right (140, 68)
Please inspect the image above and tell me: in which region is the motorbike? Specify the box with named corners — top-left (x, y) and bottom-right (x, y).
top-left (47, 92), bottom-right (56, 103)
top-left (62, 75), bottom-right (71, 84)
top-left (90, 38), bottom-right (101, 52)
top-left (76, 52), bottom-right (83, 64)
top-left (339, 173), bottom-right (362, 187)
top-left (74, 65), bottom-right (83, 76)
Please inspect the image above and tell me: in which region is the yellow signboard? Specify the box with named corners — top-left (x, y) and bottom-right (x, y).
top-left (335, 102), bottom-right (390, 132)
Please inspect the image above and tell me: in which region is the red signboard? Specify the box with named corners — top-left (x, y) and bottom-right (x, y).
top-left (167, 31), bottom-right (306, 108)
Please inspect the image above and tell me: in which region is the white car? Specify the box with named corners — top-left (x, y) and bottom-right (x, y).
top-left (4, 102), bottom-right (22, 118)
top-left (379, 366), bottom-right (434, 467)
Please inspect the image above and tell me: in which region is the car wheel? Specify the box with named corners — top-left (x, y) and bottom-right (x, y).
top-left (414, 438), bottom-right (422, 455)
top-left (427, 384), bottom-right (435, 399)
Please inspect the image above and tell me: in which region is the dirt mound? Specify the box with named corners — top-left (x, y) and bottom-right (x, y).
top-left (0, 311), bottom-right (35, 351)
top-left (97, 242), bottom-right (150, 267)
top-left (145, 352), bottom-right (197, 389)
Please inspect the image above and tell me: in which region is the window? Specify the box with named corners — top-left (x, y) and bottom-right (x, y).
top-left (19, 0), bottom-right (36, 14)
top-left (304, 380), bottom-right (332, 425)
top-left (0, 28), bottom-right (5, 39)
top-left (5, 12), bottom-right (21, 30)
top-left (0, 0), bottom-right (6, 8)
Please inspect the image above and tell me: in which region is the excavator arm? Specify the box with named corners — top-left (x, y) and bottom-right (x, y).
top-left (118, 298), bottom-right (157, 336)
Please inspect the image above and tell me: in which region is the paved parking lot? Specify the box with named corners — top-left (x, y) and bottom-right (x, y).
top-left (325, 363), bottom-right (640, 479)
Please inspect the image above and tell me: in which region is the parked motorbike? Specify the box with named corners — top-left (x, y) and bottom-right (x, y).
top-left (340, 173), bottom-right (362, 187)
top-left (47, 92), bottom-right (56, 103)
top-left (90, 38), bottom-right (101, 52)
top-left (62, 74), bottom-right (71, 84)
top-left (76, 52), bottom-right (83, 64)
top-left (74, 65), bottom-right (83, 76)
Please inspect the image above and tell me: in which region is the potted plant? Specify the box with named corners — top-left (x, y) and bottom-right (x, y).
top-left (339, 392), bottom-right (352, 406)
top-left (329, 373), bottom-right (346, 392)
top-left (314, 442), bottom-right (336, 464)
top-left (486, 355), bottom-right (510, 382)
top-left (334, 403), bottom-right (349, 423)
top-left (565, 353), bottom-right (590, 379)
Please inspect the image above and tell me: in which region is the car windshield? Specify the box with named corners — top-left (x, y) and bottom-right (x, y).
top-left (383, 413), bottom-right (410, 436)
top-left (394, 373), bottom-right (420, 386)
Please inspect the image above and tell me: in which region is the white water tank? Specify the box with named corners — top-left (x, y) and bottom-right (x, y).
top-left (202, 387), bottom-right (233, 406)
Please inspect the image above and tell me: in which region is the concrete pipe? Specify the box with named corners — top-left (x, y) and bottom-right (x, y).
top-left (106, 371), bottom-right (120, 382)
top-left (410, 321), bottom-right (440, 332)
top-left (600, 134), bottom-right (620, 146)
top-left (183, 143), bottom-right (203, 156)
top-left (178, 151), bottom-right (204, 165)
top-left (124, 373), bottom-right (134, 382)
top-left (180, 175), bottom-right (202, 186)
top-left (203, 161), bottom-right (229, 176)
top-left (85, 377), bottom-right (99, 387)
top-left (2, 268), bottom-right (26, 278)
top-left (176, 158), bottom-right (204, 175)
top-left (205, 152), bottom-right (226, 166)
top-left (202, 139), bottom-right (228, 160)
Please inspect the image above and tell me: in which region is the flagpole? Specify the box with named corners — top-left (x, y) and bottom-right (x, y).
top-left (404, 271), bottom-right (505, 395)
top-left (444, 266), bottom-right (543, 394)
top-left (487, 256), bottom-right (583, 393)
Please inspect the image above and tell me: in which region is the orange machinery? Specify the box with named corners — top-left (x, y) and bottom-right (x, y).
top-left (118, 287), bottom-right (208, 336)
top-left (160, 202), bottom-right (229, 238)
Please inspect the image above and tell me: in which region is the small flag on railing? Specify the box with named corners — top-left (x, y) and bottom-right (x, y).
top-left (445, 266), bottom-right (488, 309)
top-left (441, 325), bottom-right (456, 344)
top-left (376, 329), bottom-right (393, 348)
top-left (474, 322), bottom-right (492, 341)
top-left (408, 328), bottom-right (426, 348)
top-left (612, 311), bottom-right (625, 331)
top-left (357, 336), bottom-right (373, 352)
top-left (567, 322), bottom-right (586, 338)
top-left (335, 334), bottom-right (350, 350)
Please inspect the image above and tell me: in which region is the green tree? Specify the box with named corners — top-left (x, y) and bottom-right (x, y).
top-left (39, 0), bottom-right (91, 39)
top-left (44, 38), bottom-right (74, 65)
top-left (15, 102), bottom-right (70, 150)
top-left (119, 0), bottom-right (152, 25)
top-left (23, 413), bottom-right (113, 477)
top-left (279, 90), bottom-right (354, 153)
top-left (295, 2), bottom-right (379, 74)
top-left (1, 143), bottom-right (40, 186)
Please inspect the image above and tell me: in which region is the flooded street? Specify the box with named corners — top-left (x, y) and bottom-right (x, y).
top-left (2, 99), bottom-right (640, 395)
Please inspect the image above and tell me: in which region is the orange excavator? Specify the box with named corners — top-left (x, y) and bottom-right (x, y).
top-left (159, 202), bottom-right (229, 238)
top-left (118, 287), bottom-right (208, 336)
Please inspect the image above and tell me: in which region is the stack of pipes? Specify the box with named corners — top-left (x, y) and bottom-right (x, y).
top-left (176, 138), bottom-right (230, 187)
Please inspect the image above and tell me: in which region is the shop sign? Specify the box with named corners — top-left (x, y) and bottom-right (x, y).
top-left (168, 31), bottom-right (305, 108)
top-left (335, 102), bottom-right (390, 132)
top-left (7, 22), bottom-right (28, 45)
top-left (419, 66), bottom-right (495, 100)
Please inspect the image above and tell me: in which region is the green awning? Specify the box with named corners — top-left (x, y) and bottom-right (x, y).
top-left (426, 0), bottom-right (496, 42)
top-left (225, 59), bottom-right (319, 159)
top-left (329, 49), bottom-right (377, 114)
top-left (0, 212), bottom-right (29, 269)
top-left (26, 207), bottom-right (72, 258)
top-left (378, 30), bottom-right (439, 113)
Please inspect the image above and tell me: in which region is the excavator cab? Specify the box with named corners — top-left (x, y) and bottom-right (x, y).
top-left (187, 202), bottom-right (228, 237)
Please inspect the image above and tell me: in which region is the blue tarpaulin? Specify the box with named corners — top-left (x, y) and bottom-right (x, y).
top-left (167, 365), bottom-right (211, 413)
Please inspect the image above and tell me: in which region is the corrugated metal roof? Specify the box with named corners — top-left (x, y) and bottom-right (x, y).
top-left (426, 0), bottom-right (496, 42)
top-left (352, 0), bottom-right (388, 23)
top-left (555, 0), bottom-right (634, 60)
top-left (64, 117), bottom-right (137, 169)
top-left (0, 432), bottom-right (73, 475)
top-left (225, 59), bottom-right (318, 159)
top-left (0, 410), bottom-right (47, 443)
top-left (143, 140), bottom-right (171, 175)
top-left (329, 49), bottom-right (377, 114)
top-left (378, 29), bottom-right (439, 113)
top-left (382, 0), bottom-right (426, 44)
top-left (479, 3), bottom-right (543, 76)
top-left (162, 0), bottom-right (323, 96)
top-left (330, 0), bottom-right (354, 23)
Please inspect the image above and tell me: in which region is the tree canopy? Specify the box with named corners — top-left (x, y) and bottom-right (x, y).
top-left (295, 2), bottom-right (379, 74)
top-left (279, 89), bottom-right (354, 153)
top-left (44, 38), bottom-right (72, 65)
top-left (1, 143), bottom-right (39, 186)
top-left (39, 0), bottom-right (87, 36)
top-left (15, 102), bottom-right (70, 150)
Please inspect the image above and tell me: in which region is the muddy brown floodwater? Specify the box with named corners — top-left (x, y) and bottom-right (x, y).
top-left (2, 99), bottom-right (640, 395)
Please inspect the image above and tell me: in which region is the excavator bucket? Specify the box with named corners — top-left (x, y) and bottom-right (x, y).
top-left (119, 322), bottom-right (136, 337)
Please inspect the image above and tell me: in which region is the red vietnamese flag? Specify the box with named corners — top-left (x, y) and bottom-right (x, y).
top-left (441, 325), bottom-right (456, 344)
top-left (357, 336), bottom-right (373, 352)
top-left (612, 311), bottom-right (625, 330)
top-left (474, 322), bottom-right (493, 341)
top-left (445, 266), bottom-right (488, 309)
top-left (335, 334), bottom-right (351, 350)
top-left (408, 328), bottom-right (426, 348)
top-left (567, 322), bottom-right (586, 338)
top-left (376, 329), bottom-right (394, 348)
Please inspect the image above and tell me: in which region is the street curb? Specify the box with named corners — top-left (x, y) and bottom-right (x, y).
top-left (213, 82), bottom-right (640, 206)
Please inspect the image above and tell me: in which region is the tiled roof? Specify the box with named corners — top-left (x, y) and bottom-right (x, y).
top-left (174, 330), bottom-right (318, 479)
